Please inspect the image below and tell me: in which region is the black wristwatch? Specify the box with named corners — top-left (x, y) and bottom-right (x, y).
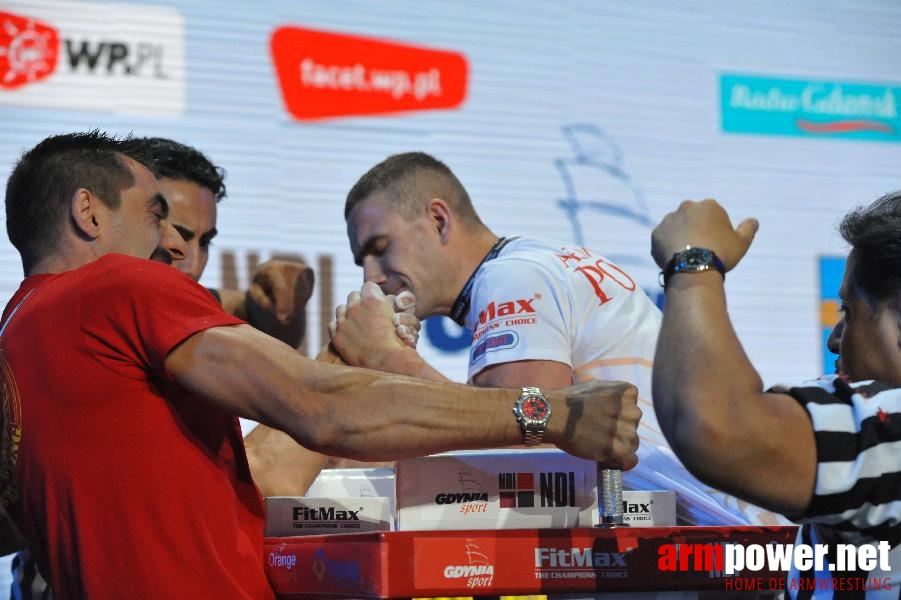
top-left (661, 246), bottom-right (725, 289)
top-left (512, 387), bottom-right (551, 446)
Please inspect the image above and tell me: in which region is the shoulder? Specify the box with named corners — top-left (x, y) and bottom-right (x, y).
top-left (87, 254), bottom-right (191, 287)
top-left (786, 376), bottom-right (901, 405)
top-left (480, 237), bottom-right (569, 276)
top-left (79, 254), bottom-right (216, 308)
top-left (785, 375), bottom-right (901, 438)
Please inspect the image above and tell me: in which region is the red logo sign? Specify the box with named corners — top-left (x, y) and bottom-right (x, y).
top-left (0, 11), bottom-right (59, 90)
top-left (270, 26), bottom-right (467, 121)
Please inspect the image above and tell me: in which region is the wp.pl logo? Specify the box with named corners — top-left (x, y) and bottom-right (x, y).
top-left (0, 11), bottom-right (58, 89)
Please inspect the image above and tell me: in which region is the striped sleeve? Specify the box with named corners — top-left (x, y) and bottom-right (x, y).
top-left (787, 378), bottom-right (901, 546)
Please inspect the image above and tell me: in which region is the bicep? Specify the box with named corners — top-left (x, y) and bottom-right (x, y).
top-left (472, 359), bottom-right (573, 390)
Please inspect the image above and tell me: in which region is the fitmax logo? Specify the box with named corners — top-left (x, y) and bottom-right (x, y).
top-left (535, 547), bottom-right (628, 568)
top-left (623, 501), bottom-right (650, 513)
top-left (477, 298), bottom-right (536, 325)
top-left (293, 506), bottom-right (361, 521)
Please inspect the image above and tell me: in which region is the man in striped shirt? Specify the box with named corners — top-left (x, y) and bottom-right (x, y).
top-left (651, 194), bottom-right (900, 598)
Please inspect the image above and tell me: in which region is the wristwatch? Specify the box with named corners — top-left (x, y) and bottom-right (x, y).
top-left (512, 386), bottom-right (551, 446)
top-left (661, 246), bottom-right (725, 288)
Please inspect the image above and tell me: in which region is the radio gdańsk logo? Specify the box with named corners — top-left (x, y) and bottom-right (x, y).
top-left (0, 4), bottom-right (185, 115)
top-left (721, 73), bottom-right (901, 142)
top-left (0, 12), bottom-right (57, 89)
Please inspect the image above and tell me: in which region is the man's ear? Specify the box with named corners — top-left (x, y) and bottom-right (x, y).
top-left (426, 198), bottom-right (453, 243)
top-left (70, 188), bottom-right (102, 240)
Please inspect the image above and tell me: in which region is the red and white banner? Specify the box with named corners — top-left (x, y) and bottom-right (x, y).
top-left (0, 1), bottom-right (184, 115)
top-left (270, 25), bottom-right (467, 121)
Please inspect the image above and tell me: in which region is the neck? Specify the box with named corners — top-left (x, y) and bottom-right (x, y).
top-left (26, 242), bottom-right (101, 277)
top-left (446, 229), bottom-right (507, 325)
top-left (454, 229), bottom-right (501, 294)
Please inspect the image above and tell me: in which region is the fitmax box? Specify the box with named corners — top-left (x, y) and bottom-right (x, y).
top-left (616, 490), bottom-right (676, 527)
top-left (265, 497), bottom-right (393, 537)
top-left (304, 467), bottom-right (396, 502)
top-left (395, 449), bottom-right (595, 531)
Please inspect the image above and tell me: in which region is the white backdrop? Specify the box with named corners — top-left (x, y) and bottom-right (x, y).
top-left (3, 0), bottom-right (901, 587)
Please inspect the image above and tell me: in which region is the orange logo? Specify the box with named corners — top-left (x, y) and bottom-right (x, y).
top-left (270, 26), bottom-right (467, 120)
top-left (0, 11), bottom-right (59, 90)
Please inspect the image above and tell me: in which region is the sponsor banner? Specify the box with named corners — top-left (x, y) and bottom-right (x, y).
top-left (0, 1), bottom-right (184, 115)
top-left (264, 526), bottom-right (799, 596)
top-left (721, 74), bottom-right (900, 142)
top-left (819, 256), bottom-right (844, 374)
top-left (270, 25), bottom-right (467, 121)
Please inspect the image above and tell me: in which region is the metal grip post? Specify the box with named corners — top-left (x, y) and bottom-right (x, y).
top-left (596, 466), bottom-right (627, 527)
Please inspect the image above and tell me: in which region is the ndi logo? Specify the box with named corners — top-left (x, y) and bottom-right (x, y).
top-left (721, 74), bottom-right (901, 142)
top-left (498, 471), bottom-right (576, 508)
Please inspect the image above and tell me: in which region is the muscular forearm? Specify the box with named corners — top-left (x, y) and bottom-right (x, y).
top-left (171, 326), bottom-right (516, 459)
top-left (170, 325), bottom-right (639, 467)
top-left (652, 273), bottom-right (814, 514)
top-left (364, 347), bottom-right (452, 382)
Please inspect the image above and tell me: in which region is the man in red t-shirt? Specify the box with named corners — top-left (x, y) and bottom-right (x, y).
top-left (0, 131), bottom-right (641, 599)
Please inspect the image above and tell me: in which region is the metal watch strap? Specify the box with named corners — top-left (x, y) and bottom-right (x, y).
top-left (521, 386), bottom-right (546, 446)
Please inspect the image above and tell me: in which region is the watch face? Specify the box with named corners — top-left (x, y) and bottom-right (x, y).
top-left (683, 247), bottom-right (714, 267)
top-left (522, 396), bottom-right (550, 420)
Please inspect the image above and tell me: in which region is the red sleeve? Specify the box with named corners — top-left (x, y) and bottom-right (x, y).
top-left (78, 254), bottom-right (244, 378)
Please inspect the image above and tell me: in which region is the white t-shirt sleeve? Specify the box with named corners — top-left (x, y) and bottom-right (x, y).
top-left (466, 258), bottom-right (572, 381)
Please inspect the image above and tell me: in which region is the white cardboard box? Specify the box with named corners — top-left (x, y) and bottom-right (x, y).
top-left (304, 467), bottom-right (396, 502)
top-left (265, 496), bottom-right (393, 536)
top-left (396, 450), bottom-right (678, 531)
top-left (615, 490), bottom-right (676, 527)
top-left (395, 449), bottom-right (595, 531)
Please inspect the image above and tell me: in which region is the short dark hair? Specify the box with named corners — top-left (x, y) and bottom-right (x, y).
top-left (840, 190), bottom-right (901, 312)
top-left (344, 151), bottom-right (482, 227)
top-left (122, 137), bottom-right (226, 201)
top-left (6, 130), bottom-right (133, 272)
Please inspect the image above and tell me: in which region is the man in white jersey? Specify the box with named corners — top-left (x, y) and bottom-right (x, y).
top-left (330, 151), bottom-right (784, 525)
top-left (652, 196), bottom-right (900, 597)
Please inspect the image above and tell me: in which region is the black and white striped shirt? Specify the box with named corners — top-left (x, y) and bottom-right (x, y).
top-left (786, 376), bottom-right (900, 599)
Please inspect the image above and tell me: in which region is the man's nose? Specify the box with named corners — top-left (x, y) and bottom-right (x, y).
top-left (161, 221), bottom-right (188, 263)
top-left (826, 318), bottom-right (844, 355)
top-left (362, 256), bottom-right (386, 284)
